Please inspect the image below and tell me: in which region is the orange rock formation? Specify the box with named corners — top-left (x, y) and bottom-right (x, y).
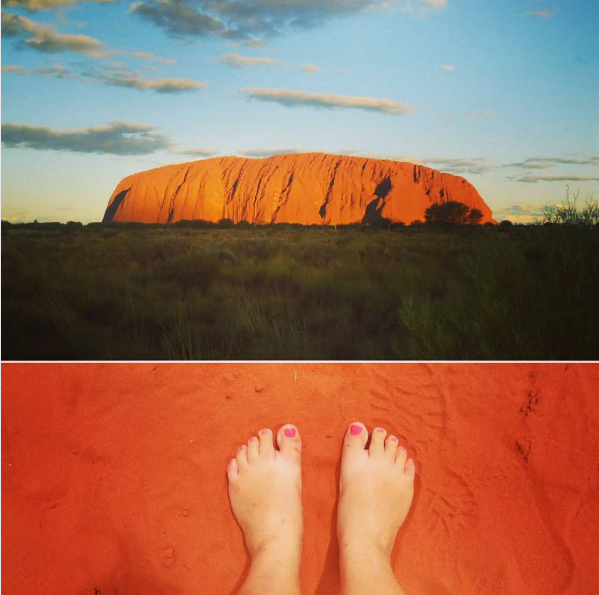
top-left (104, 152), bottom-right (493, 225)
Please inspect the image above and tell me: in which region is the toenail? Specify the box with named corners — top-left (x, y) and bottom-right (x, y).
top-left (283, 427), bottom-right (296, 438)
top-left (376, 428), bottom-right (385, 433)
top-left (350, 424), bottom-right (362, 435)
top-left (398, 445), bottom-right (406, 451)
top-left (238, 445), bottom-right (246, 451)
top-left (260, 429), bottom-right (270, 435)
top-left (390, 436), bottom-right (397, 441)
top-left (249, 436), bottom-right (258, 442)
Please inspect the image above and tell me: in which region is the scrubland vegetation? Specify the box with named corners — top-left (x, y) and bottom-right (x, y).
top-left (2, 215), bottom-right (598, 360)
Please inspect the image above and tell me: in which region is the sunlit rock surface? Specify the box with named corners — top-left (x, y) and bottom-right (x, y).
top-left (104, 152), bottom-right (493, 224)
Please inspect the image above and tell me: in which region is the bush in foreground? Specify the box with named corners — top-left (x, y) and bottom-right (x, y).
top-left (2, 224), bottom-right (598, 360)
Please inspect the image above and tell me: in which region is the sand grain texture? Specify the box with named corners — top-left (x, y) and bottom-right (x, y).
top-left (103, 153), bottom-right (493, 225)
top-left (2, 364), bottom-right (598, 594)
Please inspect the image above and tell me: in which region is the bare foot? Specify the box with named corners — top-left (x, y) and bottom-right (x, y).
top-left (227, 425), bottom-right (303, 595)
top-left (338, 422), bottom-right (415, 595)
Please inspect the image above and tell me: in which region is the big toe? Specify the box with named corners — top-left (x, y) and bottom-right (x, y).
top-left (343, 421), bottom-right (368, 458)
top-left (276, 424), bottom-right (302, 462)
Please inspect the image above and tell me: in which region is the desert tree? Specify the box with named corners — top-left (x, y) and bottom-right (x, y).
top-left (541, 186), bottom-right (598, 226)
top-left (424, 201), bottom-right (483, 224)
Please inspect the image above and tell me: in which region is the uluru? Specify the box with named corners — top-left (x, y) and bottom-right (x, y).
top-left (103, 152), bottom-right (493, 225)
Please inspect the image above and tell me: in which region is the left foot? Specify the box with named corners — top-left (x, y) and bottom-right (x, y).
top-left (227, 424), bottom-right (303, 593)
top-left (337, 422), bottom-right (415, 559)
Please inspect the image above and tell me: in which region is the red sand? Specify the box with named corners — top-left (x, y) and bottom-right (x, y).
top-left (2, 363), bottom-right (598, 594)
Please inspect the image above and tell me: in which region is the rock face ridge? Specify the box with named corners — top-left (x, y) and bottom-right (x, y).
top-left (103, 152), bottom-right (493, 225)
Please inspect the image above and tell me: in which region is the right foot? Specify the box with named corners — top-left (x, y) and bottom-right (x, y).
top-left (226, 424), bottom-right (303, 568)
top-left (337, 422), bottom-right (415, 559)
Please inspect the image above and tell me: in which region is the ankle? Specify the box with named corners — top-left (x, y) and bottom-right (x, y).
top-left (248, 532), bottom-right (302, 561)
top-left (340, 543), bottom-right (390, 566)
top-left (241, 544), bottom-right (301, 595)
top-left (338, 530), bottom-right (392, 562)
top-left (339, 544), bottom-right (400, 594)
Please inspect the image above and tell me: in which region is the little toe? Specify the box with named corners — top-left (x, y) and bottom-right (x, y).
top-left (247, 435), bottom-right (259, 462)
top-left (235, 444), bottom-right (248, 470)
top-left (226, 458), bottom-right (239, 481)
top-left (395, 444), bottom-right (408, 469)
top-left (405, 457), bottom-right (416, 478)
top-left (369, 427), bottom-right (387, 457)
top-left (258, 428), bottom-right (274, 458)
top-left (343, 422), bottom-right (368, 456)
top-left (276, 424), bottom-right (302, 462)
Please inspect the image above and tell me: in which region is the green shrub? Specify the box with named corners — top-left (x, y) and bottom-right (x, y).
top-left (2, 224), bottom-right (597, 359)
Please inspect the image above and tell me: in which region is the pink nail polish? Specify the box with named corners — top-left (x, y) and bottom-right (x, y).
top-left (376, 428), bottom-right (385, 433)
top-left (260, 429), bottom-right (270, 435)
top-left (390, 436), bottom-right (397, 441)
top-left (398, 445), bottom-right (406, 451)
top-left (249, 436), bottom-right (258, 442)
top-left (350, 424), bottom-right (362, 435)
top-left (284, 427), bottom-right (296, 438)
top-left (238, 445), bottom-right (246, 451)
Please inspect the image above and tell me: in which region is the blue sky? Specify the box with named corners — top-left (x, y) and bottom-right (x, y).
top-left (2, 0), bottom-right (598, 223)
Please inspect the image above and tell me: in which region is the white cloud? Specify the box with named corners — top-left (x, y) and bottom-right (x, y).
top-left (243, 39), bottom-right (268, 47)
top-left (84, 67), bottom-right (208, 92)
top-left (1, 65), bottom-right (29, 74)
top-left (422, 157), bottom-right (491, 175)
top-left (131, 0), bottom-right (447, 41)
top-left (171, 148), bottom-right (219, 157)
top-left (2, 13), bottom-right (179, 64)
top-left (2, 13), bottom-right (106, 57)
top-left (527, 9), bottom-right (552, 19)
top-left (2, 62), bottom-right (208, 93)
top-left (128, 51), bottom-right (177, 65)
top-left (504, 161), bottom-right (554, 170)
top-left (1, 121), bottom-right (171, 155)
top-left (219, 53), bottom-right (288, 69)
top-left (517, 175), bottom-right (599, 184)
top-left (505, 156), bottom-right (599, 183)
top-left (504, 157), bottom-right (599, 171)
top-left (420, 0), bottom-right (447, 7)
top-left (241, 87), bottom-right (415, 115)
top-left (301, 63), bottom-right (323, 73)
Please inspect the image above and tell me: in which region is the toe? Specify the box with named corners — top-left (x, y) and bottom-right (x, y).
top-left (405, 457), bottom-right (416, 478)
top-left (276, 424), bottom-right (302, 461)
top-left (385, 435), bottom-right (399, 460)
top-left (258, 428), bottom-right (274, 458)
top-left (343, 421), bottom-right (368, 456)
top-left (235, 444), bottom-right (248, 470)
top-left (226, 458), bottom-right (239, 481)
top-left (247, 435), bottom-right (259, 462)
top-left (395, 444), bottom-right (408, 469)
top-left (369, 427), bottom-right (387, 457)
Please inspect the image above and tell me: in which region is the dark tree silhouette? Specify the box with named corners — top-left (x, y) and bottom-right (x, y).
top-left (424, 201), bottom-right (483, 225)
top-left (467, 208), bottom-right (483, 225)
